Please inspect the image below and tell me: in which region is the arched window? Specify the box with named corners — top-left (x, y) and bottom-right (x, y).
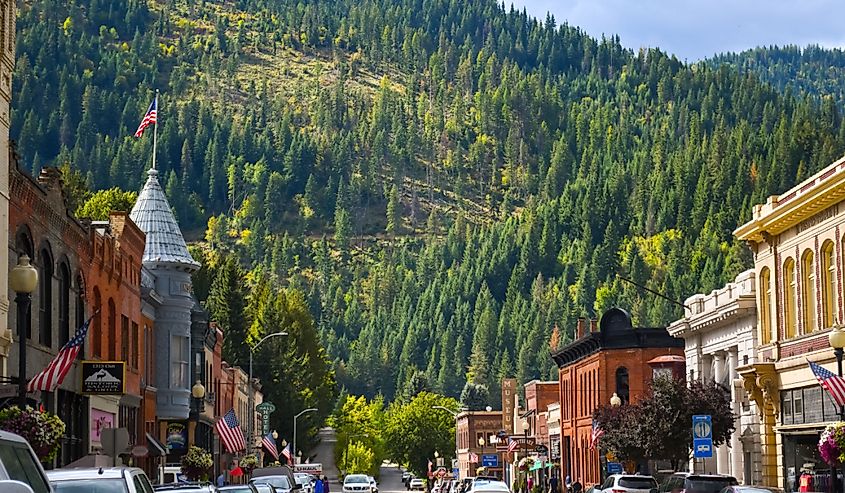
top-left (760, 267), bottom-right (773, 344)
top-left (784, 258), bottom-right (797, 339)
top-left (615, 367), bottom-right (629, 404)
top-left (92, 288), bottom-right (102, 357)
top-left (58, 262), bottom-right (70, 347)
top-left (801, 249), bottom-right (816, 334)
top-left (38, 247), bottom-right (53, 348)
top-left (108, 299), bottom-right (116, 360)
top-left (822, 241), bottom-right (836, 330)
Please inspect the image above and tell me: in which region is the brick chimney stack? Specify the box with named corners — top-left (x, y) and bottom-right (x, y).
top-left (590, 318), bottom-right (598, 332)
top-left (577, 318), bottom-right (586, 338)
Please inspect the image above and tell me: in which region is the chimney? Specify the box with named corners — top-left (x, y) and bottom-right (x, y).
top-left (590, 319), bottom-right (598, 332)
top-left (577, 318), bottom-right (586, 338)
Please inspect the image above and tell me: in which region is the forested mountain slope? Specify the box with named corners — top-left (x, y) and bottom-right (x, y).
top-left (12, 0), bottom-right (845, 403)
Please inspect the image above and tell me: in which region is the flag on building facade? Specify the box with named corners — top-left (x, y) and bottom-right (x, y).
top-left (810, 360), bottom-right (845, 406)
top-left (262, 432), bottom-right (279, 460)
top-left (134, 96), bottom-right (158, 137)
top-left (506, 437), bottom-right (519, 453)
top-left (27, 313), bottom-right (94, 392)
top-left (469, 452), bottom-right (479, 463)
top-left (282, 442), bottom-right (294, 463)
top-left (216, 409), bottom-right (246, 454)
top-left (589, 421), bottom-right (604, 451)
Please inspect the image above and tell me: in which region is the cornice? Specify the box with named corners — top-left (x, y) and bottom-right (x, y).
top-left (668, 298), bottom-right (757, 338)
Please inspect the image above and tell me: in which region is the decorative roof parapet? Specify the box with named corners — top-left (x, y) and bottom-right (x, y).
top-left (667, 269), bottom-right (757, 337)
top-left (129, 169), bottom-right (200, 271)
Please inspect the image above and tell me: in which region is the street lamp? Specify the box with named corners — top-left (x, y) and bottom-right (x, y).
top-left (610, 393), bottom-right (622, 407)
top-left (248, 332), bottom-right (288, 450)
top-left (478, 435), bottom-right (485, 458)
top-left (830, 327), bottom-right (845, 493)
top-left (521, 419), bottom-right (530, 439)
top-left (192, 381), bottom-right (206, 445)
top-left (294, 408), bottom-right (318, 465)
top-left (432, 405), bottom-right (460, 417)
top-left (10, 254), bottom-right (37, 407)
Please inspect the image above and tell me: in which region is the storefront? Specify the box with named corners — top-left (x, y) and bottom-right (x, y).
top-left (57, 389), bottom-right (88, 467)
top-left (779, 385), bottom-right (840, 493)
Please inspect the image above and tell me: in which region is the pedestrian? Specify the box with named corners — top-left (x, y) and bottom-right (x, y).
top-left (323, 475), bottom-right (331, 493)
top-left (216, 472), bottom-right (226, 487)
top-left (528, 477), bottom-right (534, 492)
top-left (550, 475), bottom-right (559, 493)
top-left (571, 479), bottom-right (582, 493)
top-left (315, 477), bottom-right (325, 493)
top-left (564, 475), bottom-right (571, 493)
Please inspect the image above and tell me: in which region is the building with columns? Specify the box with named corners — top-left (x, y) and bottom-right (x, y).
top-left (0, 0), bottom-right (17, 378)
top-left (734, 153), bottom-right (845, 491)
top-left (668, 270), bottom-right (761, 484)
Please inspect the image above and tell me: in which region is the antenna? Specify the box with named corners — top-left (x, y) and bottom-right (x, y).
top-left (616, 274), bottom-right (688, 310)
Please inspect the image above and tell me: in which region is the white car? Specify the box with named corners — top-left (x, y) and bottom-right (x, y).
top-left (468, 480), bottom-right (510, 493)
top-left (344, 474), bottom-right (372, 493)
top-left (296, 473), bottom-right (315, 493)
top-left (409, 478), bottom-right (425, 491)
top-left (48, 467), bottom-right (155, 493)
top-left (368, 476), bottom-right (379, 493)
top-left (0, 429), bottom-right (53, 493)
top-left (598, 475), bottom-right (658, 493)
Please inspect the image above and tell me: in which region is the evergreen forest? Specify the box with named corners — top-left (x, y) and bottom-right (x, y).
top-left (13, 0), bottom-right (845, 405)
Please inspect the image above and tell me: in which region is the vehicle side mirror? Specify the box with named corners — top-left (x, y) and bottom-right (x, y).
top-left (0, 480), bottom-right (36, 493)
top-left (294, 484), bottom-right (304, 490)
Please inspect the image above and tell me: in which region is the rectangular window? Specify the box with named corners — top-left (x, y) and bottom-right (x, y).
top-left (121, 316), bottom-right (129, 362)
top-left (131, 322), bottom-right (139, 369)
top-left (793, 391), bottom-right (803, 422)
top-left (170, 335), bottom-right (189, 389)
top-left (782, 392), bottom-right (792, 424)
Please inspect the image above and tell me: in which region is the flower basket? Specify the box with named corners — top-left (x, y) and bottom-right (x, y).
top-left (819, 422), bottom-right (845, 465)
top-left (181, 446), bottom-right (213, 481)
top-left (518, 456), bottom-right (535, 471)
top-left (0, 406), bottom-right (65, 462)
top-left (240, 454), bottom-right (259, 474)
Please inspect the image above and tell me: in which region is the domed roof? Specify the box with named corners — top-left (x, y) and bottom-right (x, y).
top-left (130, 169), bottom-right (200, 270)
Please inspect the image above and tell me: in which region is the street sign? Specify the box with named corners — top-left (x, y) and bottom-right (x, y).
top-left (257, 402), bottom-right (276, 435)
top-left (482, 454), bottom-right (499, 467)
top-left (692, 415), bottom-right (713, 458)
top-left (607, 462), bottom-right (623, 474)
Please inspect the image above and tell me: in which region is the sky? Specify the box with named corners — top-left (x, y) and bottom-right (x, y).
top-left (508, 0), bottom-right (845, 61)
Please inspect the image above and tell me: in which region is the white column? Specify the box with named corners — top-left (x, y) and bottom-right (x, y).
top-left (728, 350), bottom-right (743, 481)
top-left (713, 352), bottom-right (730, 475)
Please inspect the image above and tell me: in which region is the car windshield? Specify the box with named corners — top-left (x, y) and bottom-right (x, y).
top-left (255, 477), bottom-right (292, 489)
top-left (0, 440), bottom-right (51, 493)
top-left (223, 488), bottom-right (255, 493)
top-left (619, 478), bottom-right (658, 489)
top-left (295, 476), bottom-right (310, 485)
top-left (255, 485), bottom-right (276, 493)
top-left (685, 479), bottom-right (737, 493)
top-left (346, 476), bottom-right (369, 484)
top-left (53, 479), bottom-right (129, 493)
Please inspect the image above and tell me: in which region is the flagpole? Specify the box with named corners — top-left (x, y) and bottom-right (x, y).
top-left (152, 89), bottom-right (159, 171)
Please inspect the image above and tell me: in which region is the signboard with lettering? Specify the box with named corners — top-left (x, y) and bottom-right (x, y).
top-left (167, 422), bottom-right (187, 451)
top-left (482, 455), bottom-right (499, 467)
top-left (81, 361), bottom-right (125, 395)
top-left (256, 402), bottom-right (276, 435)
top-left (502, 378), bottom-right (516, 434)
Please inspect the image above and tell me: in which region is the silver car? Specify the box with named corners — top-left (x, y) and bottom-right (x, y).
top-left (598, 475), bottom-right (658, 493)
top-left (0, 429), bottom-right (54, 493)
top-left (48, 467), bottom-right (155, 493)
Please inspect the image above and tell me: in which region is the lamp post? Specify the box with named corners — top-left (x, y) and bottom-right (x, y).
top-left (248, 332), bottom-right (288, 451)
top-left (610, 393), bottom-right (622, 407)
top-left (294, 408), bottom-right (318, 465)
top-left (829, 327), bottom-right (845, 493)
top-left (192, 380), bottom-right (206, 446)
top-left (10, 255), bottom-right (38, 407)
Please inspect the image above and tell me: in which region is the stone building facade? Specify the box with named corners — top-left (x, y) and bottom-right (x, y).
top-left (668, 270), bottom-right (761, 484)
top-left (735, 154), bottom-right (845, 491)
top-left (0, 0), bottom-right (16, 376)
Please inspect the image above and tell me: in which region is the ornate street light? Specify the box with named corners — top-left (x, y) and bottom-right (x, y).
top-left (610, 392), bottom-right (622, 407)
top-left (10, 255), bottom-right (37, 407)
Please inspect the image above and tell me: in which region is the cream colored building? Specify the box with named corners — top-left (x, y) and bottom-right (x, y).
top-left (735, 154), bottom-right (845, 492)
top-left (0, 0), bottom-right (16, 377)
top-left (668, 270), bottom-right (761, 484)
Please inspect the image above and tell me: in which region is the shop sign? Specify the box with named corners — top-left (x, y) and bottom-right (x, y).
top-left (256, 402), bottom-right (276, 435)
top-left (81, 361), bottom-right (125, 394)
top-left (167, 422), bottom-right (187, 451)
top-left (91, 408), bottom-right (115, 443)
top-left (549, 436), bottom-right (561, 460)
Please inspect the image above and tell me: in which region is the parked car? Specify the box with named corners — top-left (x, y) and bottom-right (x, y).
top-left (295, 474), bottom-right (314, 493)
top-left (598, 475), bottom-right (658, 493)
top-left (0, 429), bottom-right (54, 493)
top-left (253, 484), bottom-right (280, 493)
top-left (659, 474), bottom-right (738, 493)
top-left (48, 467), bottom-right (156, 493)
top-left (343, 474), bottom-right (372, 493)
top-left (250, 476), bottom-right (294, 493)
top-left (154, 484), bottom-right (218, 493)
top-left (719, 487), bottom-right (773, 493)
top-left (409, 478), bottom-right (425, 491)
top-left (468, 480), bottom-right (510, 493)
top-left (367, 476), bottom-right (379, 493)
top-left (219, 486), bottom-right (260, 493)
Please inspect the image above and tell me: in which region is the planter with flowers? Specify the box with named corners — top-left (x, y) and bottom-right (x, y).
top-left (819, 422), bottom-right (845, 465)
top-left (240, 454), bottom-right (258, 475)
top-left (517, 456), bottom-right (535, 471)
top-left (181, 446), bottom-right (213, 481)
top-left (0, 405), bottom-right (65, 463)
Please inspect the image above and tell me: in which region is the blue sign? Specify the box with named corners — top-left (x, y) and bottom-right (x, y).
top-left (607, 462), bottom-right (623, 474)
top-left (453, 468), bottom-right (459, 479)
top-left (692, 415), bottom-right (713, 458)
top-left (482, 454), bottom-right (499, 467)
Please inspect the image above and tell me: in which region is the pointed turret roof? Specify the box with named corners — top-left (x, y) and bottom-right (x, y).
top-left (130, 169), bottom-right (200, 271)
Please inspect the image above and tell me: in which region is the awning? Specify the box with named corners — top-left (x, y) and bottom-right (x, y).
top-left (146, 432), bottom-right (167, 457)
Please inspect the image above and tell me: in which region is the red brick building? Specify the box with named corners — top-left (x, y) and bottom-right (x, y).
top-left (551, 308), bottom-right (685, 486)
top-left (457, 410), bottom-right (505, 479)
top-left (523, 380), bottom-right (559, 457)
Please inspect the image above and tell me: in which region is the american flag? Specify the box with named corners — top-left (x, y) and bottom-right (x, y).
top-left (506, 437), bottom-right (519, 453)
top-left (469, 452), bottom-right (479, 463)
top-left (810, 360), bottom-right (845, 406)
top-left (589, 421), bottom-right (605, 451)
top-left (262, 432), bottom-right (279, 460)
top-left (282, 442), bottom-right (294, 463)
top-left (216, 409), bottom-right (246, 454)
top-left (134, 96), bottom-right (158, 137)
top-left (27, 314), bottom-right (94, 392)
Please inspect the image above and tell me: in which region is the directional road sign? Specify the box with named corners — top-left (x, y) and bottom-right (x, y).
top-left (692, 415), bottom-right (713, 458)
top-left (607, 462), bottom-right (623, 474)
top-left (482, 454), bottom-right (499, 467)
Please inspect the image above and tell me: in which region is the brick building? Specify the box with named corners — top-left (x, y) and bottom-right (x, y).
top-left (457, 410), bottom-right (505, 479)
top-left (551, 308), bottom-right (685, 486)
top-left (523, 380), bottom-right (559, 461)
